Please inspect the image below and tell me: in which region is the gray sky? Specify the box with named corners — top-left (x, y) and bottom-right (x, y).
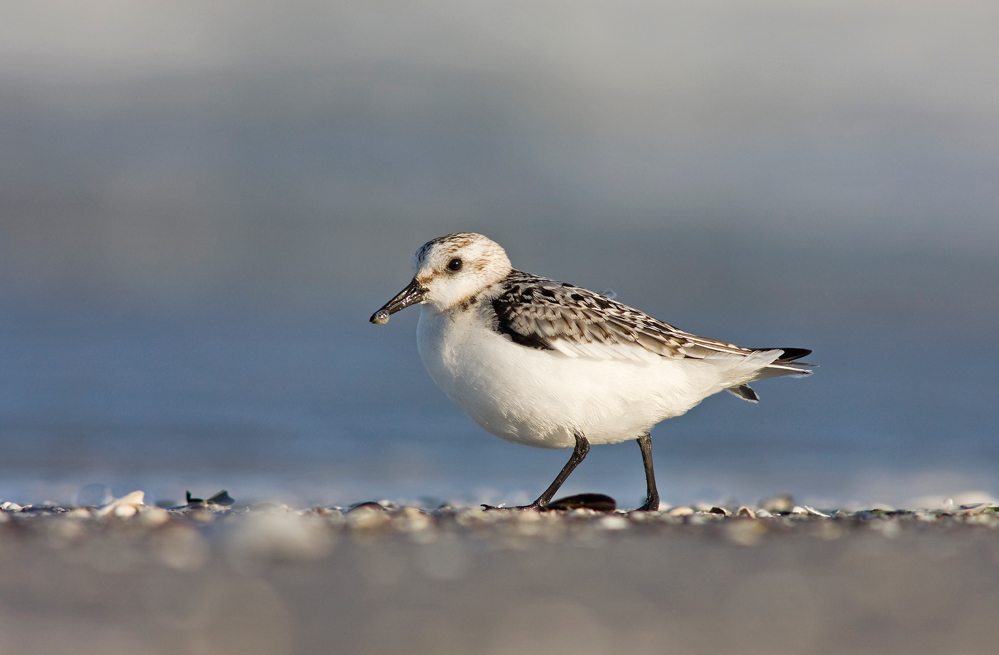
top-left (2, 1), bottom-right (997, 325)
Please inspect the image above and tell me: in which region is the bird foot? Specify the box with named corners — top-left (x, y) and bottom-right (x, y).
top-left (635, 496), bottom-right (661, 512)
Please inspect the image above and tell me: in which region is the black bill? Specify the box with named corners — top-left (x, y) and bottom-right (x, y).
top-left (369, 279), bottom-right (428, 325)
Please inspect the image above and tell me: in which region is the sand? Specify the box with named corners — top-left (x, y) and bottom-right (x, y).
top-left (2, 498), bottom-right (998, 655)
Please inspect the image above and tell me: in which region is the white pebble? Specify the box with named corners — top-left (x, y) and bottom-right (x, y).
top-left (96, 490), bottom-right (145, 517)
top-left (113, 504), bottom-right (138, 518)
top-left (228, 512), bottom-right (335, 564)
top-left (138, 506), bottom-right (171, 526)
top-left (599, 516), bottom-right (630, 530)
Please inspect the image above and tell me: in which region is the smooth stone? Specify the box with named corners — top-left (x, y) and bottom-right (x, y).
top-left (546, 493), bottom-right (617, 512)
top-left (95, 491), bottom-right (145, 517)
top-left (598, 515), bottom-right (630, 530)
top-left (206, 490), bottom-right (235, 506)
top-left (348, 501), bottom-right (388, 513)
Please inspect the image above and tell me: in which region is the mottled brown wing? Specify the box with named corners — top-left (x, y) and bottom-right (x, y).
top-left (490, 271), bottom-right (757, 363)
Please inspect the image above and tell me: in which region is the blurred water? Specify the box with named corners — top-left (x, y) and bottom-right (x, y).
top-left (1, 302), bottom-right (996, 508)
top-left (3, 1), bottom-right (999, 309)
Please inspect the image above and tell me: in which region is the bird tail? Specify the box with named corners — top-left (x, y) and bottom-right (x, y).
top-left (726, 348), bottom-right (814, 403)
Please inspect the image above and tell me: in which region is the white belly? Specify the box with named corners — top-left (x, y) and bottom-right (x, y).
top-left (416, 305), bottom-right (721, 449)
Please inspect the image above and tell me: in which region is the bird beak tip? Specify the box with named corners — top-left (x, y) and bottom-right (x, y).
top-left (370, 279), bottom-right (427, 325)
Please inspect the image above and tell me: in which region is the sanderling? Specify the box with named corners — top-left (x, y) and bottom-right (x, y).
top-left (371, 233), bottom-right (812, 511)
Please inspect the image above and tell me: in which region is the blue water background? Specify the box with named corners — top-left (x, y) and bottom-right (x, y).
top-left (2, 298), bottom-right (995, 509)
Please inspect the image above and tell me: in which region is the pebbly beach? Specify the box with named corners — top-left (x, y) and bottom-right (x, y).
top-left (2, 492), bottom-right (999, 655)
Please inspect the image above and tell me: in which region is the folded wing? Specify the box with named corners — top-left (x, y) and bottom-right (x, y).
top-left (490, 271), bottom-right (813, 380)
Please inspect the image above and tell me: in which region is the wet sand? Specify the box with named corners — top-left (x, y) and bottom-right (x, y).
top-left (2, 499), bottom-right (999, 655)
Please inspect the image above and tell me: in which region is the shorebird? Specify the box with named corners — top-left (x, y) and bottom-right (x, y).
top-left (371, 233), bottom-right (811, 510)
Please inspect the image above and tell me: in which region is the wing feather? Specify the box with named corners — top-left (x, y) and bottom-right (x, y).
top-left (489, 271), bottom-right (812, 374)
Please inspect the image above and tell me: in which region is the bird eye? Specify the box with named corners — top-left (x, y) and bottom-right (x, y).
top-left (447, 258), bottom-right (463, 272)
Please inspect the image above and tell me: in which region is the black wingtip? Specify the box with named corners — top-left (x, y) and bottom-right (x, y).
top-left (776, 348), bottom-right (811, 362)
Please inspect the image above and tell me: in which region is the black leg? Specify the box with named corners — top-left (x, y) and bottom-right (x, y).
top-left (483, 433), bottom-right (590, 511)
top-left (530, 432), bottom-right (590, 509)
top-left (636, 432), bottom-right (660, 511)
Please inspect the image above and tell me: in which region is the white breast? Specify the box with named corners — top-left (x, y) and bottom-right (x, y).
top-left (415, 304), bottom-right (744, 449)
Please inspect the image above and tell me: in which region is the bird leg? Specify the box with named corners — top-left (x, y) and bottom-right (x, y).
top-left (482, 432), bottom-right (590, 511)
top-left (635, 432), bottom-right (660, 511)
top-left (530, 432), bottom-right (590, 509)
